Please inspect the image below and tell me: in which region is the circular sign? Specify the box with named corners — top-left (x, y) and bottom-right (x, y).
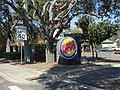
top-left (58, 37), bottom-right (77, 59)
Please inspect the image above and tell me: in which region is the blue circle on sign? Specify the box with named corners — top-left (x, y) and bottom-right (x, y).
top-left (58, 37), bottom-right (77, 59)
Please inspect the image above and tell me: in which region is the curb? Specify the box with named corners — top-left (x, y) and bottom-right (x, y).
top-left (0, 71), bottom-right (46, 85)
top-left (0, 72), bottom-right (36, 85)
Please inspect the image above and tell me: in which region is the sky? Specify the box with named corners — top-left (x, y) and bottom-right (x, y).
top-left (70, 16), bottom-right (78, 28)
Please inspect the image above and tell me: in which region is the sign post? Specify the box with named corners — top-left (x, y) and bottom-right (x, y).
top-left (20, 41), bottom-right (23, 64)
top-left (15, 19), bottom-right (27, 64)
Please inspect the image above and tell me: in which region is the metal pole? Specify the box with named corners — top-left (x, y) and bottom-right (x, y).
top-left (21, 41), bottom-right (23, 64)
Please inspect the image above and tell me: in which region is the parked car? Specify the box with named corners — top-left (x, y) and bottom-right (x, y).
top-left (111, 46), bottom-right (116, 50)
top-left (99, 47), bottom-right (113, 51)
top-left (111, 46), bottom-right (120, 51)
top-left (115, 47), bottom-right (120, 51)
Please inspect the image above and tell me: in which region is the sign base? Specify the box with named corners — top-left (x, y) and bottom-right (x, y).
top-left (58, 56), bottom-right (81, 65)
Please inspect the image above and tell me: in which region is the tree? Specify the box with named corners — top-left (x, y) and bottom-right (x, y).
top-left (2, 0), bottom-right (120, 63)
top-left (110, 30), bottom-right (120, 42)
top-left (75, 16), bottom-right (120, 59)
top-left (0, 2), bottom-right (19, 52)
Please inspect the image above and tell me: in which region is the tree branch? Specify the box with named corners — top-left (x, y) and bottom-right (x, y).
top-left (3, 0), bottom-right (30, 25)
top-left (41, 1), bottom-right (50, 16)
top-left (49, 0), bottom-right (56, 21)
top-left (30, 0), bottom-right (36, 18)
top-left (30, 0), bottom-right (48, 36)
top-left (62, 1), bottom-right (78, 18)
top-left (10, 19), bottom-right (18, 31)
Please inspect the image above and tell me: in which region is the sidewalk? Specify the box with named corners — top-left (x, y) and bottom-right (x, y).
top-left (0, 63), bottom-right (45, 85)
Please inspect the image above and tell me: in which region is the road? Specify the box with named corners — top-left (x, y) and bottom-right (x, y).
top-left (81, 51), bottom-right (120, 61)
top-left (0, 76), bottom-right (45, 90)
top-left (98, 51), bottom-right (120, 61)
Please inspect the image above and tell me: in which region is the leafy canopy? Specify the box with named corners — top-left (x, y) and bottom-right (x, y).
top-left (75, 16), bottom-right (120, 45)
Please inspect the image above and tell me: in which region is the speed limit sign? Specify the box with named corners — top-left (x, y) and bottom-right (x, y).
top-left (16, 29), bottom-right (27, 41)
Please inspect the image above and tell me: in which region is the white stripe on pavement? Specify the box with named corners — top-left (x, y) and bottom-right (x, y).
top-left (8, 85), bottom-right (22, 90)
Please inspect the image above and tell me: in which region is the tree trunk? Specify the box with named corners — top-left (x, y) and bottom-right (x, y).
top-left (91, 44), bottom-right (95, 60)
top-left (94, 44), bottom-right (98, 60)
top-left (46, 48), bottom-right (54, 63)
top-left (6, 38), bottom-right (11, 52)
top-left (95, 50), bottom-right (98, 59)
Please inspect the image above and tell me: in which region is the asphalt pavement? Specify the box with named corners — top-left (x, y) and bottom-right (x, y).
top-left (81, 51), bottom-right (120, 61)
top-left (0, 76), bottom-right (46, 90)
top-left (98, 51), bottom-right (120, 61)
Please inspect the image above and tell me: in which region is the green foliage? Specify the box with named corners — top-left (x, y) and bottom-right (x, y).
top-left (110, 30), bottom-right (120, 42)
top-left (1, 0), bottom-right (120, 55)
top-left (91, 21), bottom-right (119, 45)
top-left (4, 52), bottom-right (21, 60)
top-left (34, 44), bottom-right (46, 62)
top-left (0, 50), bottom-right (5, 58)
top-left (75, 16), bottom-right (95, 41)
top-left (78, 0), bottom-right (96, 13)
top-left (0, 34), bottom-right (6, 51)
top-left (75, 16), bottom-right (119, 60)
top-left (114, 51), bottom-right (120, 54)
top-left (0, 2), bottom-right (14, 41)
top-left (75, 16), bottom-right (120, 46)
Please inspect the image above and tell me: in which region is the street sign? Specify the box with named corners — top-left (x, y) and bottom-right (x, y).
top-left (16, 26), bottom-right (27, 41)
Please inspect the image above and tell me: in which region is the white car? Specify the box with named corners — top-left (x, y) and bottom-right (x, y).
top-left (111, 46), bottom-right (120, 51)
top-left (99, 47), bottom-right (113, 51)
top-left (116, 47), bottom-right (120, 51)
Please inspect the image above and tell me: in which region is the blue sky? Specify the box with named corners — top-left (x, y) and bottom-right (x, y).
top-left (70, 16), bottom-right (78, 28)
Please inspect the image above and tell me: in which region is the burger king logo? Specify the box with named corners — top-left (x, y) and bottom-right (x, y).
top-left (58, 37), bottom-right (77, 59)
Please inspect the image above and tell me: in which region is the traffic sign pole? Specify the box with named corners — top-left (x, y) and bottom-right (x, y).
top-left (15, 18), bottom-right (30, 64)
top-left (20, 41), bottom-right (23, 64)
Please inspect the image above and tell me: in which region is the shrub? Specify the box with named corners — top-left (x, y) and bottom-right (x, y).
top-left (119, 51), bottom-right (120, 54)
top-left (0, 50), bottom-right (4, 58)
top-left (34, 44), bottom-right (46, 62)
top-left (4, 52), bottom-right (21, 60)
top-left (29, 44), bottom-right (46, 62)
top-left (114, 51), bottom-right (120, 54)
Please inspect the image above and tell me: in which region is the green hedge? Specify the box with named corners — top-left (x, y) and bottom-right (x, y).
top-left (33, 44), bottom-right (46, 62)
top-left (4, 52), bottom-right (21, 60)
top-left (114, 51), bottom-right (120, 54)
top-left (0, 50), bottom-right (4, 58)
